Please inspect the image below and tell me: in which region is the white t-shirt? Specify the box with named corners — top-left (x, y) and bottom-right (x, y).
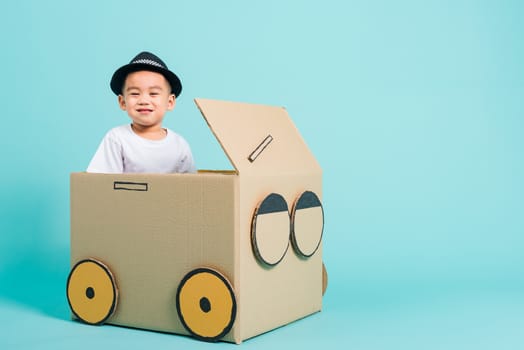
top-left (87, 124), bottom-right (196, 173)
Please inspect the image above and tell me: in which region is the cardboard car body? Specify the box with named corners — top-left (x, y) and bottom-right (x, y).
top-left (68, 98), bottom-right (324, 344)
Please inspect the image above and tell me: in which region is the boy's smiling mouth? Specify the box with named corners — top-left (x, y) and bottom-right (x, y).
top-left (137, 108), bottom-right (153, 113)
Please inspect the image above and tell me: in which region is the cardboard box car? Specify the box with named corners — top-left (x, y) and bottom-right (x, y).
top-left (68, 98), bottom-right (325, 344)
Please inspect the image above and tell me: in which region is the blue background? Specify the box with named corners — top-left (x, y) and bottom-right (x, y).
top-left (1, 0), bottom-right (523, 349)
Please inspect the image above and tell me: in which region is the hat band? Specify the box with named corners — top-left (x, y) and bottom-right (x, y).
top-left (131, 58), bottom-right (164, 68)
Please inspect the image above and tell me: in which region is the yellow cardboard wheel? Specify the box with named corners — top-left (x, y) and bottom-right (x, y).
top-left (176, 268), bottom-right (236, 342)
top-left (66, 258), bottom-right (118, 325)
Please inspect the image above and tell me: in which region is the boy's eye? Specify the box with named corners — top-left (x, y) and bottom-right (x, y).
top-left (130, 92), bottom-right (139, 96)
top-left (150, 92), bottom-right (159, 96)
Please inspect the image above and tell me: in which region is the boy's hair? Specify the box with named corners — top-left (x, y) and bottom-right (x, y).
top-left (110, 51), bottom-right (182, 97)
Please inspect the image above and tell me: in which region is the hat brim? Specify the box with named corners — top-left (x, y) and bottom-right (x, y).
top-left (110, 63), bottom-right (182, 97)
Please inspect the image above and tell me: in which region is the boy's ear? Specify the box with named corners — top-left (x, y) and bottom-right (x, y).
top-left (168, 94), bottom-right (176, 111)
top-left (118, 95), bottom-right (126, 110)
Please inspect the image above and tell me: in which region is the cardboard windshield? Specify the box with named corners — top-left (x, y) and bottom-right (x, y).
top-left (195, 98), bottom-right (321, 175)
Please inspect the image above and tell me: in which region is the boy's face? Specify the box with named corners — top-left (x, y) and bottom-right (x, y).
top-left (118, 70), bottom-right (175, 130)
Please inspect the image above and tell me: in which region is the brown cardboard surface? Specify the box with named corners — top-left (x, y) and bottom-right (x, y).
top-left (195, 98), bottom-right (322, 176)
top-left (70, 98), bottom-right (323, 344)
top-left (71, 172), bottom-right (240, 343)
top-left (238, 174), bottom-right (322, 341)
top-left (194, 99), bottom-right (323, 340)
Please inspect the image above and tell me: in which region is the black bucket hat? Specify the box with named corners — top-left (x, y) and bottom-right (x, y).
top-left (110, 51), bottom-right (182, 97)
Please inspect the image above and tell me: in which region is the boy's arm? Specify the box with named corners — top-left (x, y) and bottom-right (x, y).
top-left (86, 135), bottom-right (124, 173)
top-left (174, 135), bottom-right (196, 173)
top-left (178, 151), bottom-right (196, 173)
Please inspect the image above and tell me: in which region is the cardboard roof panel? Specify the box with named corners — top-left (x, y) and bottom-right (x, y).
top-left (195, 98), bottom-right (321, 176)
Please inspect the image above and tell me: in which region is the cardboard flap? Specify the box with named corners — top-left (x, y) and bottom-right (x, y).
top-left (195, 98), bottom-right (321, 175)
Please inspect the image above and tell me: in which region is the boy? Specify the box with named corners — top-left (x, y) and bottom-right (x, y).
top-left (87, 51), bottom-right (196, 173)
